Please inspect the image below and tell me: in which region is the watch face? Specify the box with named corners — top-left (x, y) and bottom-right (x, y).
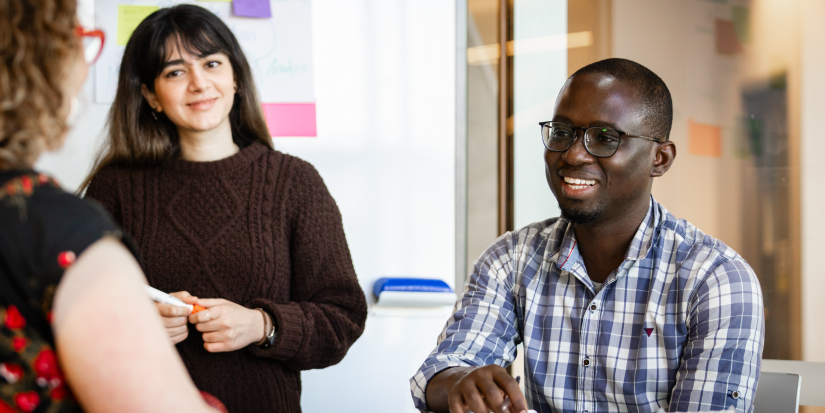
top-left (268, 328), bottom-right (277, 346)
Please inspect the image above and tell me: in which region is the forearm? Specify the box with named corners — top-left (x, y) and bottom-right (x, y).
top-left (425, 367), bottom-right (475, 413)
top-left (53, 239), bottom-right (217, 413)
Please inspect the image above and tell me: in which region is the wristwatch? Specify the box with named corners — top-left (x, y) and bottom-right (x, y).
top-left (261, 322), bottom-right (277, 348)
top-left (255, 308), bottom-right (278, 349)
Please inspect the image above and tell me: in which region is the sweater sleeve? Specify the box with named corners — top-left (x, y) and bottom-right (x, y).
top-left (247, 160), bottom-right (367, 370)
top-left (83, 167), bottom-right (123, 227)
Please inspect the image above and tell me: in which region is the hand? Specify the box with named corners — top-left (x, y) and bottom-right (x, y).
top-left (447, 365), bottom-right (527, 413)
top-left (189, 298), bottom-right (266, 353)
top-left (155, 291), bottom-right (198, 345)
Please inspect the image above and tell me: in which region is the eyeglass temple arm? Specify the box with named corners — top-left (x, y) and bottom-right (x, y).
top-left (626, 134), bottom-right (663, 143)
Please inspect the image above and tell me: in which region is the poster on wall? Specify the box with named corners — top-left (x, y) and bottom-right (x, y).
top-left (93, 0), bottom-right (316, 137)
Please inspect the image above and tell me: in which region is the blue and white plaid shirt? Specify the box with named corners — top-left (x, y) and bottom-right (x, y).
top-left (411, 198), bottom-right (764, 413)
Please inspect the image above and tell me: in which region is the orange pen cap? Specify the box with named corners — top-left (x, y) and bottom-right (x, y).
top-left (192, 305), bottom-right (207, 313)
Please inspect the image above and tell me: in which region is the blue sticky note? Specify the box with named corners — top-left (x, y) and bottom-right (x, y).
top-left (233, 0), bottom-right (272, 18)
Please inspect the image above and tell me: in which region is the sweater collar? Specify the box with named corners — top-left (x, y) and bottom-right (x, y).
top-left (163, 141), bottom-right (270, 175)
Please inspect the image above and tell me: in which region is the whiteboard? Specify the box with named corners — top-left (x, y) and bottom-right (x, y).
top-left (93, 0), bottom-right (314, 104)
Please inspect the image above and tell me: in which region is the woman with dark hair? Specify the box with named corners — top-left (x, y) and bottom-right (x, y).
top-left (82, 5), bottom-right (367, 412)
top-left (0, 0), bottom-right (225, 412)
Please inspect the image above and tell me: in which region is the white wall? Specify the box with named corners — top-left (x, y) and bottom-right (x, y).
top-left (800, 0), bottom-right (825, 363)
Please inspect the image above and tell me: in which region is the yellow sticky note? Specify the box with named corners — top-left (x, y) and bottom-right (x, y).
top-left (117, 5), bottom-right (159, 46)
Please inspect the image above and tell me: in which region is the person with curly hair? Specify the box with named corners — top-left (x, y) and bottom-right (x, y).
top-left (0, 1), bottom-right (226, 411)
top-left (80, 5), bottom-right (368, 412)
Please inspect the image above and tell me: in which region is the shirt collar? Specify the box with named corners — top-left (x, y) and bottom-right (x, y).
top-left (552, 196), bottom-right (661, 273)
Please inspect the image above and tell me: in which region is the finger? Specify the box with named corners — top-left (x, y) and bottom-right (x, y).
top-left (204, 341), bottom-right (230, 353)
top-left (162, 315), bottom-right (188, 328)
top-left (479, 380), bottom-right (506, 411)
top-left (448, 393), bottom-right (470, 413)
top-left (156, 302), bottom-right (191, 317)
top-left (169, 291), bottom-right (198, 304)
top-left (166, 324), bottom-right (189, 337)
top-left (464, 389), bottom-right (488, 413)
top-left (494, 374), bottom-right (528, 413)
top-left (194, 319), bottom-right (222, 332)
top-left (190, 307), bottom-right (220, 324)
top-left (170, 330), bottom-right (188, 344)
top-left (202, 328), bottom-right (238, 343)
top-left (201, 330), bottom-right (228, 343)
top-left (195, 298), bottom-right (228, 308)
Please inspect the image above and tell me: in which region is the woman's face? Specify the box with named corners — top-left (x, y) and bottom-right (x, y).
top-left (142, 48), bottom-right (236, 135)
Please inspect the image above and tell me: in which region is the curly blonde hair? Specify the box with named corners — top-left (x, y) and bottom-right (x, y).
top-left (0, 0), bottom-right (79, 170)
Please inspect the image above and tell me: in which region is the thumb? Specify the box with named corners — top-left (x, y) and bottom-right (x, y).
top-left (170, 291), bottom-right (198, 304)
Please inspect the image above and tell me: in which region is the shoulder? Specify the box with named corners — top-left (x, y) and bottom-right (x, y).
top-left (657, 207), bottom-right (760, 297)
top-left (660, 209), bottom-right (742, 267)
top-left (0, 174), bottom-right (125, 283)
top-left (477, 218), bottom-right (565, 267)
top-left (29, 179), bottom-right (122, 250)
top-left (86, 164), bottom-right (125, 189)
top-left (265, 150), bottom-right (324, 184)
top-left (264, 150), bottom-right (329, 196)
top-left (84, 164), bottom-right (143, 199)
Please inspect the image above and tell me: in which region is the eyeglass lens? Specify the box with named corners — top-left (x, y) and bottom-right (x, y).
top-left (82, 36), bottom-right (103, 64)
top-left (541, 122), bottom-right (621, 157)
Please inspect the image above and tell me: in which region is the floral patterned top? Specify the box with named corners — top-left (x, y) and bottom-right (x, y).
top-left (0, 170), bottom-right (137, 413)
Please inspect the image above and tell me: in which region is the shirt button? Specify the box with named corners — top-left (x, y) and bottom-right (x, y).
top-left (731, 390), bottom-right (740, 399)
top-left (589, 303), bottom-right (597, 311)
top-left (583, 357), bottom-right (590, 366)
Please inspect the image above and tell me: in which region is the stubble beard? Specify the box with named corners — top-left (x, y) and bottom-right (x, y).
top-left (559, 200), bottom-right (606, 226)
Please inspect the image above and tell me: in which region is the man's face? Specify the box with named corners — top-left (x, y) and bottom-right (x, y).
top-left (545, 73), bottom-right (661, 226)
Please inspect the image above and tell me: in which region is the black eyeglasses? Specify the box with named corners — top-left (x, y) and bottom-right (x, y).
top-left (539, 121), bottom-right (662, 158)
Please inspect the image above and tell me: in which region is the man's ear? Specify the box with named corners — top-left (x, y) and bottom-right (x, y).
top-left (141, 84), bottom-right (162, 112)
top-left (651, 141), bottom-right (676, 177)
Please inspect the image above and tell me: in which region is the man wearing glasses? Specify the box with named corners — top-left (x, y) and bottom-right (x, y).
top-left (411, 58), bottom-right (764, 413)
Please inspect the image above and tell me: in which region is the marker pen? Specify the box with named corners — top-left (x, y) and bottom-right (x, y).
top-left (144, 285), bottom-right (206, 314)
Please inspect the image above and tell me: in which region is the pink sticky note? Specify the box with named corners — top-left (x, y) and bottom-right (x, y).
top-left (233, 0), bottom-right (272, 18)
top-left (263, 103), bottom-right (317, 137)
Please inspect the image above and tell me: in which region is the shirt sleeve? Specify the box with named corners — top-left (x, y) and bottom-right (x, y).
top-left (409, 233), bottom-right (522, 412)
top-left (246, 159), bottom-right (368, 370)
top-left (668, 258), bottom-right (765, 413)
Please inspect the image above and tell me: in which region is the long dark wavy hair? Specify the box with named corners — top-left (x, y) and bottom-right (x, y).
top-left (80, 4), bottom-right (273, 191)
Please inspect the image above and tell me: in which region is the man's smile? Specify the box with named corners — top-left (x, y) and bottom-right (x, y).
top-left (559, 175), bottom-right (599, 199)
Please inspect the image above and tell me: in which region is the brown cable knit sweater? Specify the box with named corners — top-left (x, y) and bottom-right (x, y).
top-left (84, 142), bottom-right (367, 413)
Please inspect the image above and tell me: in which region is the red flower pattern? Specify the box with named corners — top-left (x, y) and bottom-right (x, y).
top-left (57, 251), bottom-right (76, 269)
top-left (33, 349), bottom-right (62, 384)
top-left (0, 174), bottom-right (57, 202)
top-left (0, 399), bottom-right (15, 413)
top-left (4, 305), bottom-right (26, 330)
top-left (12, 337), bottom-right (28, 352)
top-left (0, 363), bottom-right (24, 383)
top-left (20, 176), bottom-right (32, 195)
top-left (50, 383), bottom-right (68, 400)
top-left (14, 391), bottom-right (40, 413)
